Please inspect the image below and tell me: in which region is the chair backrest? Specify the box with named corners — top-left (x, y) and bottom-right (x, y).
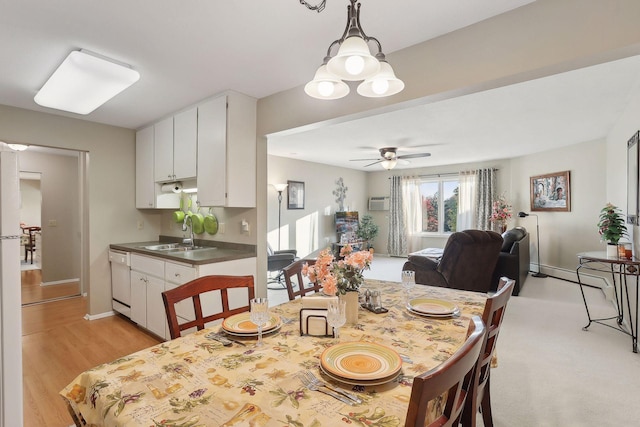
top-left (463, 277), bottom-right (515, 425)
top-left (405, 316), bottom-right (486, 427)
top-left (438, 230), bottom-right (503, 292)
top-left (162, 275), bottom-right (255, 339)
top-left (283, 259), bottom-right (322, 301)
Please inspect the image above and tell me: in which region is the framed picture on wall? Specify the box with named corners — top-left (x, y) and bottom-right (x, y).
top-left (287, 180), bottom-right (305, 209)
top-left (530, 170), bottom-right (571, 212)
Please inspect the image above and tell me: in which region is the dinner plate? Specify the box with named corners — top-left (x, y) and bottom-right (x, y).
top-left (222, 324), bottom-right (282, 337)
top-left (406, 306), bottom-right (460, 318)
top-left (320, 342), bottom-right (402, 381)
top-left (407, 298), bottom-right (458, 315)
top-left (319, 363), bottom-right (402, 386)
top-left (221, 312), bottom-right (281, 334)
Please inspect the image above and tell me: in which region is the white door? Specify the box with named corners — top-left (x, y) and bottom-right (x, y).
top-left (0, 148), bottom-right (24, 426)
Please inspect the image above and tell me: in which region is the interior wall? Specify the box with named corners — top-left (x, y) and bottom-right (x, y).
top-left (19, 178), bottom-right (40, 227)
top-left (268, 155), bottom-right (368, 258)
top-left (0, 104), bottom-right (162, 315)
top-left (158, 205), bottom-right (257, 246)
top-left (18, 150), bottom-right (79, 282)
top-left (511, 138), bottom-right (607, 271)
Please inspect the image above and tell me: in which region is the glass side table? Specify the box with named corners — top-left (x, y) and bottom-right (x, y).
top-left (576, 251), bottom-right (639, 353)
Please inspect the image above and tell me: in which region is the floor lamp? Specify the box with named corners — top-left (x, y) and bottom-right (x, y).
top-left (273, 183), bottom-right (288, 250)
top-left (518, 211), bottom-right (548, 278)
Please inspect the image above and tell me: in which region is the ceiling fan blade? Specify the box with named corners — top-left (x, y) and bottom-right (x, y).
top-left (397, 153), bottom-right (431, 159)
top-left (350, 157), bottom-right (381, 162)
top-left (364, 159), bottom-right (383, 167)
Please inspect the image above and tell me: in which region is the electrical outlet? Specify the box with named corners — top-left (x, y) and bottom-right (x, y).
top-left (241, 219), bottom-right (249, 233)
top-left (219, 222), bottom-right (225, 234)
top-left (48, 219), bottom-right (57, 227)
top-left (137, 220), bottom-right (144, 230)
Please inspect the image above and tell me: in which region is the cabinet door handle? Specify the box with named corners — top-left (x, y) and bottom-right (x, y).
top-left (174, 273), bottom-right (181, 278)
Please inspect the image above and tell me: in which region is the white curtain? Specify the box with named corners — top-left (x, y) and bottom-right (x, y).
top-left (401, 177), bottom-right (423, 254)
top-left (457, 171), bottom-right (477, 231)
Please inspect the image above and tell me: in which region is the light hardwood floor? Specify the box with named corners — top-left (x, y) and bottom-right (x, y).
top-left (22, 296), bottom-right (161, 427)
top-left (21, 269), bottom-right (80, 306)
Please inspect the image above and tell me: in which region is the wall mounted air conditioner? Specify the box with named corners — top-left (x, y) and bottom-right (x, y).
top-left (369, 196), bottom-right (390, 211)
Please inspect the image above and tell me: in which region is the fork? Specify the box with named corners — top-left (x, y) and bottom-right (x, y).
top-left (299, 373), bottom-right (355, 405)
top-left (301, 370), bottom-right (362, 404)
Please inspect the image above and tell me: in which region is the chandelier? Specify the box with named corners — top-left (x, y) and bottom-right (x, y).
top-left (302, 0), bottom-right (404, 100)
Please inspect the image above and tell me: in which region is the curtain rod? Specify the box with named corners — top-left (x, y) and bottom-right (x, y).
top-left (388, 168), bottom-right (498, 179)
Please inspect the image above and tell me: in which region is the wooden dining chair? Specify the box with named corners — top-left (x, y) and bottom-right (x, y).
top-left (461, 277), bottom-right (515, 427)
top-left (23, 226), bottom-right (41, 264)
top-left (282, 259), bottom-right (322, 301)
top-left (405, 316), bottom-right (486, 427)
top-left (162, 275), bottom-right (255, 339)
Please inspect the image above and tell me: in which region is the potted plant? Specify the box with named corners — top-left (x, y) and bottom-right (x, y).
top-left (597, 203), bottom-right (628, 256)
top-left (356, 214), bottom-right (379, 249)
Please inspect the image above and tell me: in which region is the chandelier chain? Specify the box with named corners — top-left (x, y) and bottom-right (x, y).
top-left (299, 0), bottom-right (326, 13)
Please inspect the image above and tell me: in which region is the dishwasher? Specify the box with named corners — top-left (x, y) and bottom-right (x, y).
top-left (109, 249), bottom-right (131, 317)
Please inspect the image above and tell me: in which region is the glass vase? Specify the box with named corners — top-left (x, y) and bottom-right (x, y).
top-left (339, 291), bottom-right (359, 325)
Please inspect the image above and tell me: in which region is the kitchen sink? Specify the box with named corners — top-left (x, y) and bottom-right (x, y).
top-left (140, 243), bottom-right (213, 252)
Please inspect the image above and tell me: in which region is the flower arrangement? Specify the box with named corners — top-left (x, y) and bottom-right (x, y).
top-left (597, 203), bottom-right (628, 244)
top-left (489, 194), bottom-right (513, 225)
top-left (303, 244), bottom-right (373, 296)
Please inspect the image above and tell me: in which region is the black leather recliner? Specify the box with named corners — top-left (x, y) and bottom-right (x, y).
top-left (402, 230), bottom-right (503, 293)
top-left (490, 227), bottom-right (530, 295)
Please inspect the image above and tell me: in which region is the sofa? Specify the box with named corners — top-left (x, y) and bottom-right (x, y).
top-left (402, 230), bottom-right (503, 293)
top-left (490, 227), bottom-right (530, 295)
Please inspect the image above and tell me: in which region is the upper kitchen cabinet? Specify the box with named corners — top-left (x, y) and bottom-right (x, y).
top-left (154, 107), bottom-right (198, 183)
top-left (136, 125), bottom-right (180, 209)
top-left (197, 92), bottom-right (257, 207)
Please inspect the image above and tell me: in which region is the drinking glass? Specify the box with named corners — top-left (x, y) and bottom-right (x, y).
top-left (250, 298), bottom-right (269, 347)
top-left (327, 300), bottom-right (347, 339)
top-left (402, 270), bottom-right (416, 304)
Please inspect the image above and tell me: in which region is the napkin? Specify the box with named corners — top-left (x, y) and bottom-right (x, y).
top-left (300, 308), bottom-right (330, 336)
top-left (301, 295), bottom-right (338, 309)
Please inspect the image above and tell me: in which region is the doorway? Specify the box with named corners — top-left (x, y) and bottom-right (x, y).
top-left (19, 148), bottom-right (82, 305)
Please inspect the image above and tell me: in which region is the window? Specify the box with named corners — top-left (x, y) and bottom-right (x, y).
top-left (419, 179), bottom-right (459, 233)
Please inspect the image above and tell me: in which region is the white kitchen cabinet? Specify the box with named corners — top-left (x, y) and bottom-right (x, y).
top-left (136, 125), bottom-right (180, 209)
top-left (130, 270), bottom-right (147, 327)
top-left (154, 116), bottom-right (174, 182)
top-left (154, 108), bottom-right (198, 183)
top-left (135, 126), bottom-right (155, 208)
top-left (146, 274), bottom-right (167, 338)
top-left (173, 107), bottom-right (198, 180)
top-left (197, 92), bottom-right (257, 207)
top-left (129, 252), bottom-right (256, 341)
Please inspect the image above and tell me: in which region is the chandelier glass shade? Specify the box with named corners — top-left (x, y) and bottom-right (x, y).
top-left (304, 0), bottom-right (404, 100)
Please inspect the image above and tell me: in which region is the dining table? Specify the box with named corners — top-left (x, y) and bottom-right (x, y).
top-left (60, 279), bottom-right (488, 427)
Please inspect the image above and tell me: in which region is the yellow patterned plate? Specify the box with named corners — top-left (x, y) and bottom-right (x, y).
top-left (319, 363), bottom-right (402, 386)
top-left (320, 342), bottom-right (402, 381)
top-left (221, 312), bottom-right (281, 334)
top-left (407, 298), bottom-right (458, 315)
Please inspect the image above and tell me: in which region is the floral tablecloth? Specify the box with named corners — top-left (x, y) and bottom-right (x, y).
top-left (61, 280), bottom-right (487, 427)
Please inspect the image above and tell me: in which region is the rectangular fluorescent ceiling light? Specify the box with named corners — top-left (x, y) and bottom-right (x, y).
top-left (34, 49), bottom-right (140, 115)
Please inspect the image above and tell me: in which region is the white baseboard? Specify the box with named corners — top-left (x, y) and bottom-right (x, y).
top-left (84, 311), bottom-right (114, 321)
top-left (41, 278), bottom-right (80, 286)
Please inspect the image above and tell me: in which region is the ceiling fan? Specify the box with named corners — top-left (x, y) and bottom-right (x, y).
top-left (350, 147), bottom-right (431, 170)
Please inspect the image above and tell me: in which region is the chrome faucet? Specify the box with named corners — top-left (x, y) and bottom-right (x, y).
top-left (182, 215), bottom-right (195, 248)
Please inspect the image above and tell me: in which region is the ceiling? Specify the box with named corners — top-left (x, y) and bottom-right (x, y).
top-left (269, 55), bottom-right (640, 170)
top-left (1, 0), bottom-right (532, 130)
top-left (3, 1), bottom-right (640, 171)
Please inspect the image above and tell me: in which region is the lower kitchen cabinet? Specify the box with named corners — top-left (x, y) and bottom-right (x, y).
top-left (129, 253), bottom-right (256, 341)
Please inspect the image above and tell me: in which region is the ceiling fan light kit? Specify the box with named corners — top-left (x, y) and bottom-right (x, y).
top-left (303, 0), bottom-right (404, 100)
top-left (351, 146), bottom-right (431, 170)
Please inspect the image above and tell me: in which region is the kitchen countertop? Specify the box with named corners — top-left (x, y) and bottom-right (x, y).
top-left (110, 237), bottom-right (256, 266)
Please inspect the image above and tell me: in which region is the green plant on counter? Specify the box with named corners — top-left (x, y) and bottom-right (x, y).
top-left (597, 203), bottom-right (628, 244)
top-left (356, 214), bottom-right (379, 249)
